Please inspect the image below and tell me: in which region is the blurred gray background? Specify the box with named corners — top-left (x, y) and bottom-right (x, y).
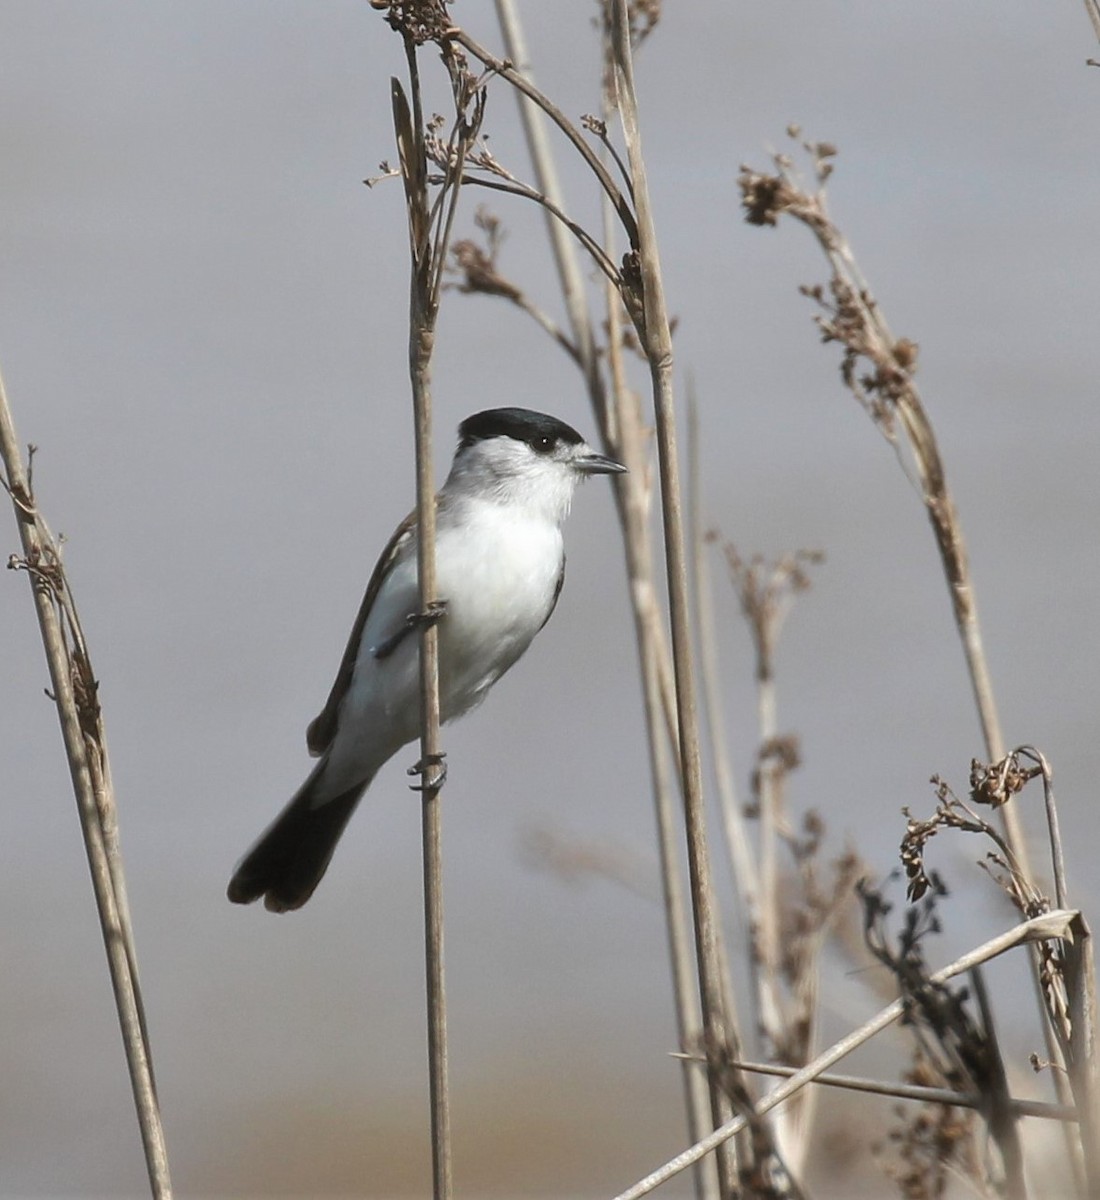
top-left (1, 2), bottom-right (1097, 1196)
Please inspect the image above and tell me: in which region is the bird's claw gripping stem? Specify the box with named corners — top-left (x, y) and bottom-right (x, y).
top-left (372, 598), bottom-right (449, 659)
top-left (408, 751), bottom-right (448, 792)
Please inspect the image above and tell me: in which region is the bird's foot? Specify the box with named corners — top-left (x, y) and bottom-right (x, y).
top-left (408, 751), bottom-right (448, 791)
top-left (416, 598), bottom-right (449, 626)
top-left (373, 599), bottom-right (449, 659)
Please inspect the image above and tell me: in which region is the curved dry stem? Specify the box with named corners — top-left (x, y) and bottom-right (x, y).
top-left (1016, 745), bottom-right (1067, 911)
top-left (493, 0), bottom-right (601, 382)
top-left (448, 26), bottom-right (639, 248)
top-left (448, 172), bottom-right (621, 285)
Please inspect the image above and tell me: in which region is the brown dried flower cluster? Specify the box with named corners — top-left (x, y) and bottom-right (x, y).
top-left (719, 544), bottom-right (824, 682)
top-left (369, 0), bottom-right (452, 45)
top-left (878, 1051), bottom-right (977, 1200)
top-left (799, 279), bottom-right (919, 430)
top-left (899, 760), bottom-right (1048, 915)
top-left (448, 210), bottom-right (522, 302)
top-left (968, 754), bottom-right (1035, 809)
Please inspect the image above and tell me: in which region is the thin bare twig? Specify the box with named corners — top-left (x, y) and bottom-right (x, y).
top-left (448, 217), bottom-right (582, 364)
top-left (613, 909), bottom-right (1080, 1200)
top-left (0, 366), bottom-right (172, 1196)
top-left (446, 171), bottom-right (622, 284)
top-left (492, 0), bottom-right (601, 385)
top-left (702, 1057), bottom-right (1079, 1122)
top-left (448, 26), bottom-right (639, 248)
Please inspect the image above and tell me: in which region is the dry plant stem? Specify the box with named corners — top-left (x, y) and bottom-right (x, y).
top-left (820, 225), bottom-right (1007, 752)
top-left (453, 173), bottom-right (622, 286)
top-left (971, 968), bottom-right (1027, 1200)
top-left (687, 398), bottom-right (755, 930)
top-left (640, 621), bottom-right (720, 1199)
top-left (751, 601), bottom-right (812, 1166)
top-left (0, 369), bottom-right (172, 1198)
top-left (1019, 745), bottom-right (1092, 1185)
top-left (687, 394), bottom-right (757, 1179)
top-left (1018, 745), bottom-right (1067, 910)
top-left (493, 0), bottom-right (599, 396)
top-left (748, 155), bottom-right (1022, 856)
top-left (484, 0), bottom-right (680, 818)
top-left (815, 217), bottom-right (1028, 866)
top-left (612, 909), bottom-right (1080, 1200)
top-left (608, 5), bottom-right (736, 1196)
top-left (603, 215), bottom-right (715, 1193)
top-left (747, 159), bottom-right (1084, 1148)
top-left (19, 495), bottom-right (154, 1072)
top-left (756, 663), bottom-right (782, 1017)
top-left (625, 393), bottom-right (716, 1189)
top-left (1063, 913), bottom-right (1100, 1190)
top-left (486, 8), bottom-right (713, 1189)
top-left (599, 363), bottom-right (680, 773)
top-left (392, 52), bottom-right (451, 1200)
top-left (1016, 745), bottom-right (1100, 1189)
top-left (477, 0), bottom-right (680, 766)
top-left (449, 27), bottom-right (639, 248)
top-left (719, 1058), bottom-right (1079, 1121)
top-left (1085, 0), bottom-right (1100, 43)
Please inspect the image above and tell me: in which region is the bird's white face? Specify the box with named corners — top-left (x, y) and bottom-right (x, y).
top-left (446, 431), bottom-right (623, 527)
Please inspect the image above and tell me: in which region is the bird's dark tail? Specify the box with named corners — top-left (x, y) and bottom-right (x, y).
top-left (227, 767), bottom-right (371, 912)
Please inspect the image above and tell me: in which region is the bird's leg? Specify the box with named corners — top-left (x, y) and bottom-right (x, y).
top-left (372, 597), bottom-right (449, 659)
top-left (416, 597), bottom-right (449, 626)
top-left (406, 597), bottom-right (449, 789)
top-left (408, 751), bottom-right (448, 791)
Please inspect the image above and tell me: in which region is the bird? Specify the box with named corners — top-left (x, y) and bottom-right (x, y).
top-left (227, 407), bottom-right (626, 912)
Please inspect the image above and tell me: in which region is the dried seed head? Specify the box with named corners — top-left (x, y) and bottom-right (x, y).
top-left (739, 168), bottom-right (792, 227)
top-left (372, 0), bottom-right (451, 45)
top-left (968, 754), bottom-right (1031, 808)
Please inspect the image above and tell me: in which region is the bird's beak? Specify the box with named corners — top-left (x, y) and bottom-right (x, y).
top-left (575, 449), bottom-right (627, 475)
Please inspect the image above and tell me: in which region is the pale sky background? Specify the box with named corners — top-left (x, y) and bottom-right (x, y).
top-left (1, 3), bottom-right (1098, 1197)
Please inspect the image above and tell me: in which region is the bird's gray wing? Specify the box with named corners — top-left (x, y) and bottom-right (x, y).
top-left (306, 510), bottom-right (416, 757)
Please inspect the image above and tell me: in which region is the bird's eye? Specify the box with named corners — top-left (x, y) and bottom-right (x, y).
top-left (530, 435), bottom-right (556, 455)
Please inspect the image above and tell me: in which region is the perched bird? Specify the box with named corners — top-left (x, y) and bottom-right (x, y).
top-left (227, 407), bottom-right (625, 912)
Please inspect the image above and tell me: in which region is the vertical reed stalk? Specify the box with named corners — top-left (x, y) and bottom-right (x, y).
top-left (687, 396), bottom-right (754, 931)
top-left (490, 7), bottom-right (717, 1192)
top-left (391, 36), bottom-right (455, 1194)
top-left (492, 0), bottom-right (599, 399)
top-left (608, 4), bottom-right (736, 1194)
top-left (0, 365), bottom-right (172, 1198)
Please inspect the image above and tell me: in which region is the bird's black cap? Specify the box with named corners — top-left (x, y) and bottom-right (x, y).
top-left (458, 407), bottom-right (585, 452)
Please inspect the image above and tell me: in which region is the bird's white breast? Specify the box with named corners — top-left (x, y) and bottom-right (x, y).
top-left (325, 492), bottom-right (566, 796)
top-left (434, 496), bottom-right (564, 715)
